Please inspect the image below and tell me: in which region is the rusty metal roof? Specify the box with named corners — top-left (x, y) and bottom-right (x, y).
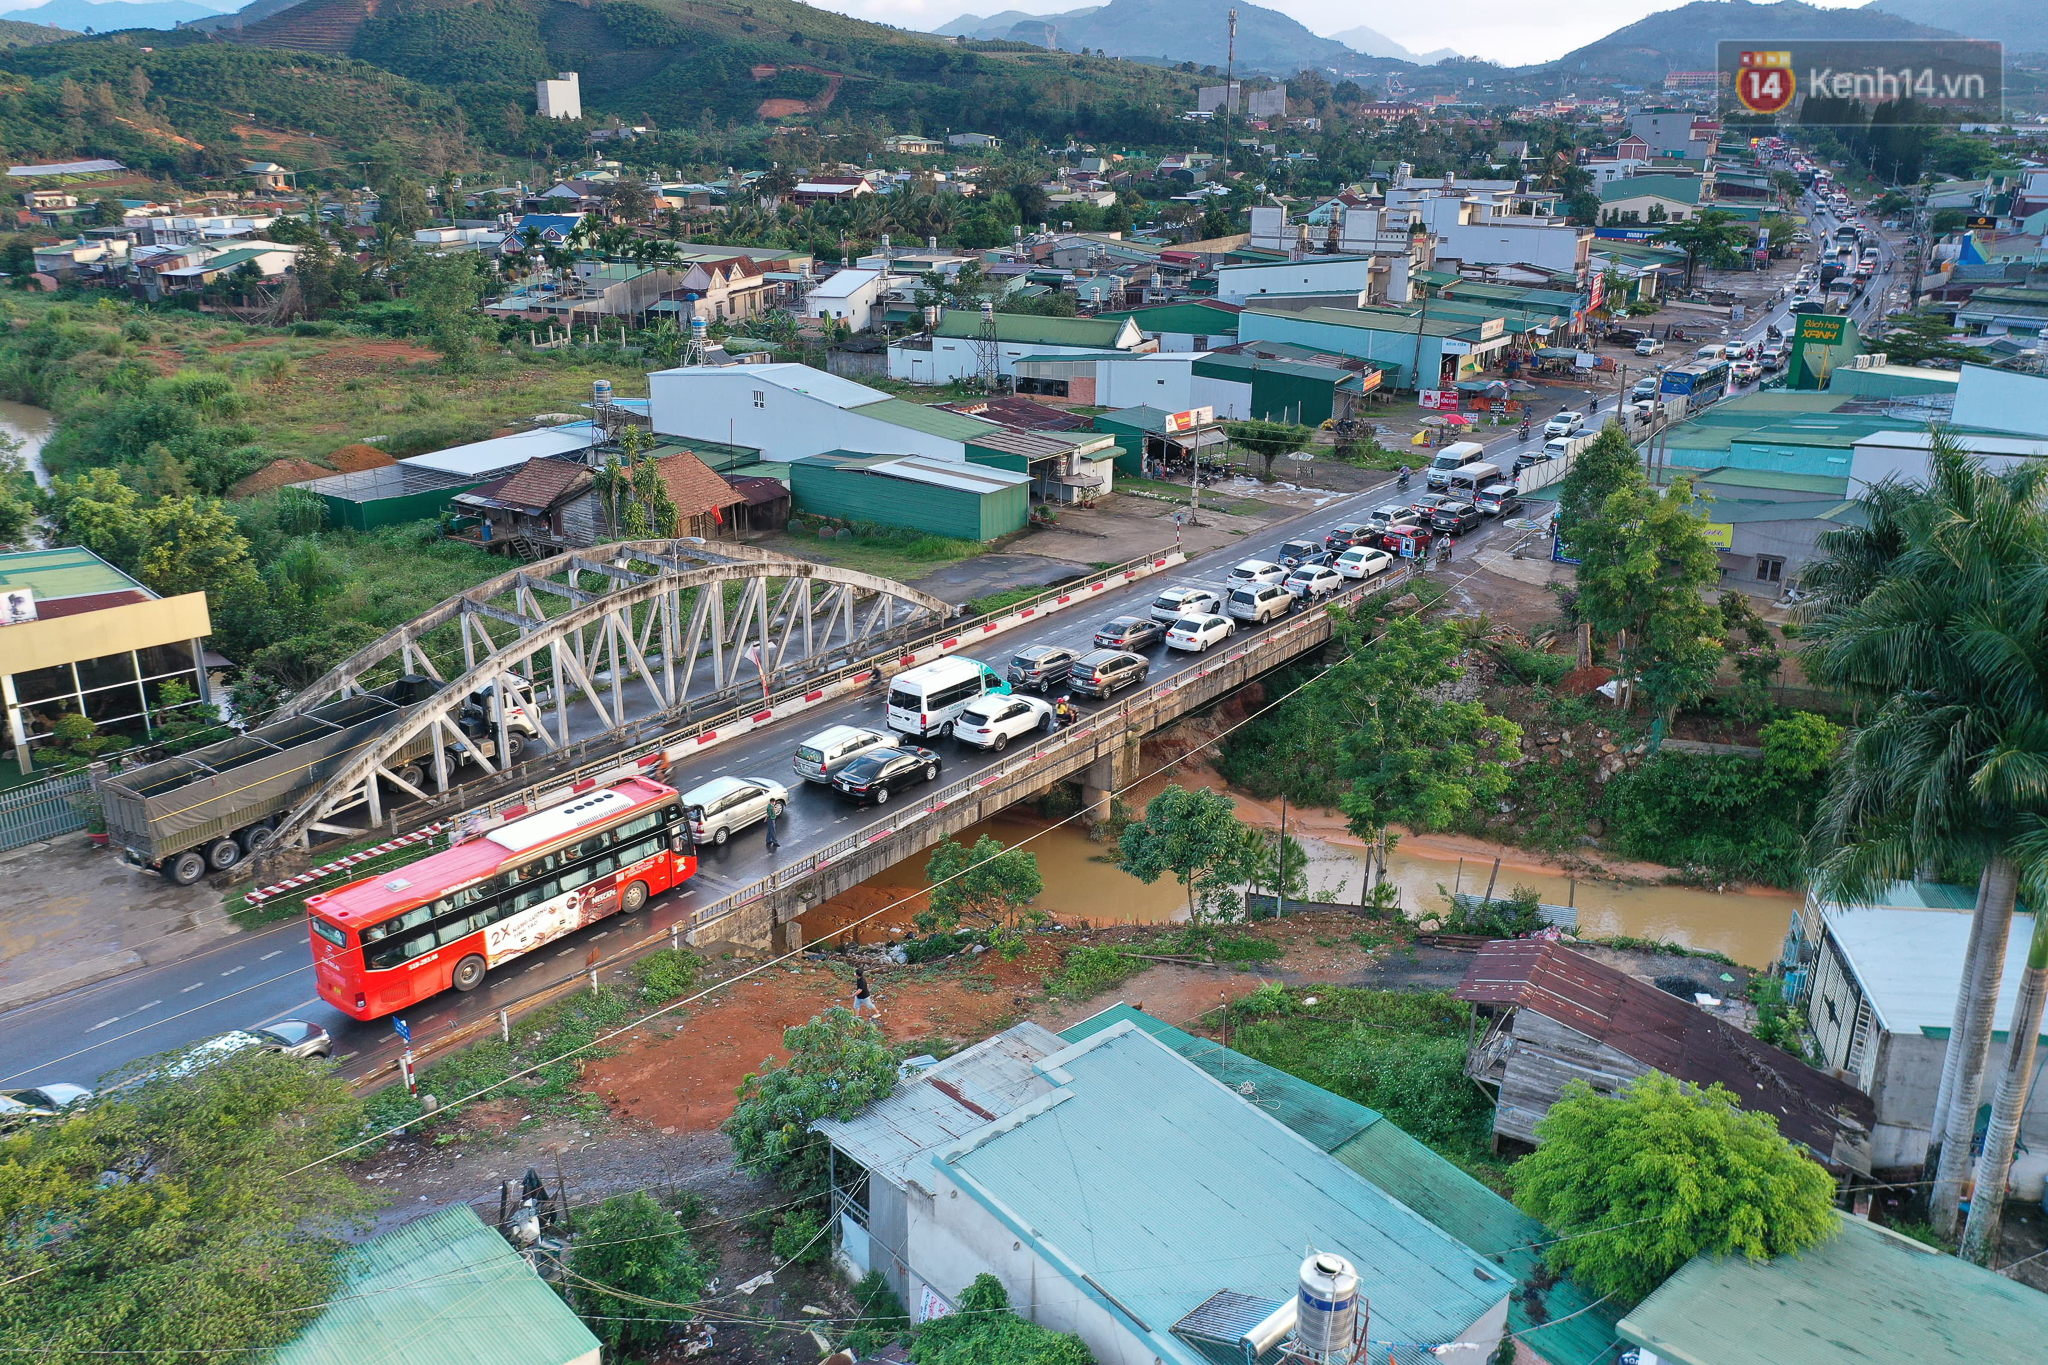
top-left (1457, 941), bottom-right (1875, 1168)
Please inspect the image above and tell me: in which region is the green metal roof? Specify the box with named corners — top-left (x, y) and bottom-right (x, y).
top-left (860, 397), bottom-right (1001, 442)
top-left (1600, 175), bottom-right (1704, 205)
top-left (1092, 405), bottom-right (1179, 435)
top-left (0, 546), bottom-right (149, 602)
top-left (1061, 1006), bottom-right (1623, 1364)
top-left (930, 311), bottom-right (1135, 348)
top-left (270, 1205), bottom-right (598, 1365)
top-left (1690, 467), bottom-right (1850, 496)
top-left (1246, 304), bottom-right (1485, 340)
top-left (954, 1021), bottom-right (1508, 1365)
top-left (1619, 1213), bottom-right (2045, 1365)
top-left (1093, 302), bottom-right (1242, 335)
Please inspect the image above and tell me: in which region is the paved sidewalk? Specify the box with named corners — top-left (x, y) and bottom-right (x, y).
top-left (0, 836), bottom-right (237, 1011)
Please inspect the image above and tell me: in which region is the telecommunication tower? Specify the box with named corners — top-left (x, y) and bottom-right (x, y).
top-left (973, 300), bottom-right (1002, 391)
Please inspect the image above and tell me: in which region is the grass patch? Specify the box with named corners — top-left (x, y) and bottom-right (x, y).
top-left (1164, 924), bottom-right (1284, 965)
top-left (359, 951), bottom-right (704, 1134)
top-left (968, 584), bottom-right (1050, 617)
top-left (1042, 944), bottom-right (1146, 999)
top-left (1578, 934), bottom-right (1739, 967)
top-left (1225, 984), bottom-right (1501, 1171)
top-left (756, 525), bottom-right (983, 585)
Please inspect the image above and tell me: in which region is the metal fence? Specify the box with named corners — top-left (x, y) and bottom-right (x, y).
top-left (0, 769), bottom-right (93, 851)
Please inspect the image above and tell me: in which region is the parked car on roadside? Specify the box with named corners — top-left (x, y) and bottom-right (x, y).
top-left (1634, 338), bottom-right (1665, 356)
top-left (1165, 614), bottom-right (1234, 652)
top-left (830, 747), bottom-right (943, 805)
top-left (1334, 546), bottom-right (1394, 579)
top-left (1149, 586), bottom-right (1224, 625)
top-left (1006, 645), bottom-right (1077, 694)
top-left (1093, 615), bottom-right (1167, 651)
top-left (1283, 565), bottom-right (1344, 600)
top-left (953, 695), bottom-right (1055, 751)
top-left (1069, 649), bottom-right (1150, 699)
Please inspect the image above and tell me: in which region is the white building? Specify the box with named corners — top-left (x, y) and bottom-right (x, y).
top-left (1014, 351), bottom-right (1202, 411)
top-left (804, 267), bottom-right (888, 332)
top-left (1404, 189), bottom-right (1591, 283)
top-left (888, 311), bottom-right (1148, 386)
top-left (537, 72), bottom-right (582, 121)
top-left (648, 363), bottom-right (997, 463)
top-left (1848, 366), bottom-right (2048, 495)
top-left (1213, 255), bottom-right (1389, 306)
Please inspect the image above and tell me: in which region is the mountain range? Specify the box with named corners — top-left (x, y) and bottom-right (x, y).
top-left (1870, 0), bottom-right (2047, 55)
top-left (1533, 0), bottom-right (1961, 81)
top-left (0, 0), bottom-right (231, 32)
top-left (936, 0), bottom-right (1361, 74)
top-left (1326, 25), bottom-right (1461, 66)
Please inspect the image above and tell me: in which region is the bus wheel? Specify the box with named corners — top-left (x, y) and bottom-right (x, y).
top-left (206, 837), bottom-right (243, 871)
top-left (165, 850), bottom-right (208, 886)
top-left (451, 955), bottom-right (487, 992)
top-left (621, 881), bottom-right (649, 914)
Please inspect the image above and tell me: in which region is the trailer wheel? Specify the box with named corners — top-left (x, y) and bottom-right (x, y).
top-left (165, 850), bottom-right (208, 886)
top-left (501, 732), bottom-right (527, 762)
top-left (451, 955), bottom-right (487, 992)
top-left (206, 837), bottom-right (243, 871)
top-left (620, 881), bottom-right (649, 914)
top-left (237, 823), bottom-right (275, 855)
top-left (393, 763), bottom-right (425, 791)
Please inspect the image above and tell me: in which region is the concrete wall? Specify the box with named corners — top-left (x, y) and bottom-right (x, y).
top-left (1435, 220), bottom-right (1587, 277)
top-left (1951, 364), bottom-right (2048, 438)
top-left (889, 337), bottom-right (1116, 385)
top-left (1216, 258), bottom-right (1380, 305)
top-left (1092, 354), bottom-right (1199, 410)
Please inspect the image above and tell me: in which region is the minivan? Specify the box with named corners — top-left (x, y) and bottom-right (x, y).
top-left (1473, 483), bottom-right (1522, 517)
top-left (1444, 462), bottom-right (1502, 498)
top-left (1226, 583), bottom-right (1293, 625)
top-left (1425, 442), bottom-right (1487, 489)
top-left (886, 656), bottom-right (1009, 739)
top-left (793, 725), bottom-right (892, 784)
top-left (1007, 645), bottom-right (1076, 693)
top-left (681, 775), bottom-right (789, 846)
top-left (1069, 650), bottom-right (1150, 699)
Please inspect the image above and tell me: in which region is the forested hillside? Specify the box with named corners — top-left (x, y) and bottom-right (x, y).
top-left (231, 0), bottom-right (1201, 146)
top-left (0, 32), bottom-right (473, 174)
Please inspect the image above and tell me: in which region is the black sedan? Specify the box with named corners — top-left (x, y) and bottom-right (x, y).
top-left (830, 746), bottom-right (944, 805)
top-left (1094, 615), bottom-right (1168, 651)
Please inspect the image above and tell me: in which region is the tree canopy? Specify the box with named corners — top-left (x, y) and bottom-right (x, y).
top-left (1512, 1073), bottom-right (1838, 1304)
top-left (724, 1008), bottom-right (898, 1196)
top-left (568, 1192), bottom-right (708, 1357)
top-left (908, 1273), bottom-right (1095, 1365)
top-left (1115, 784), bottom-right (1262, 921)
top-left (920, 834), bottom-right (1045, 958)
top-left (0, 1050), bottom-right (375, 1364)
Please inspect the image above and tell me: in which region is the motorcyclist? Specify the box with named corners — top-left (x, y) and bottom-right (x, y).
top-left (1053, 696), bottom-right (1078, 729)
top-left (1395, 464), bottom-right (1411, 488)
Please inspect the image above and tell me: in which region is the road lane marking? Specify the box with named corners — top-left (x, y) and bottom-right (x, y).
top-left (181, 982), bottom-right (203, 993)
top-left (260, 950), bottom-right (284, 961)
top-left (134, 1000), bottom-right (161, 1013)
top-left (87, 1017), bottom-right (119, 1031)
top-left (220, 965), bottom-right (245, 977)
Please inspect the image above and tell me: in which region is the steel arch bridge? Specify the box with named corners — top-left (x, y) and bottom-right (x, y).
top-left (262, 539), bottom-right (950, 851)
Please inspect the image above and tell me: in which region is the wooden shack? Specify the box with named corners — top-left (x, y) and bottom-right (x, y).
top-left (1456, 941), bottom-right (1875, 1175)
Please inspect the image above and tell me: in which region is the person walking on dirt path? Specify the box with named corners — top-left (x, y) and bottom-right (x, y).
top-left (854, 967), bottom-right (880, 1019)
top-left (764, 806), bottom-right (780, 857)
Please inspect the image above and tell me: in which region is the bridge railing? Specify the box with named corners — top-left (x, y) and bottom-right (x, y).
top-left (684, 561), bottom-right (1416, 938)
top-left (244, 547), bottom-right (1187, 903)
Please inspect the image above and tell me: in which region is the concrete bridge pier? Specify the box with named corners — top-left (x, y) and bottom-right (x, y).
top-left (1079, 730), bottom-right (1143, 827)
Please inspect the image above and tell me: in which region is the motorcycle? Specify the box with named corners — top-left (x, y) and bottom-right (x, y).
top-left (1395, 469), bottom-right (1411, 489)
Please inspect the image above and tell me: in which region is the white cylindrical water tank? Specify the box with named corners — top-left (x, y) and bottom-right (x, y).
top-left (690, 317), bottom-right (708, 342)
top-left (592, 378), bottom-right (612, 405)
top-left (1296, 1254), bottom-right (1358, 1358)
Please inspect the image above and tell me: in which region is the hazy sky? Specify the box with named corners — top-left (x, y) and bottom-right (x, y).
top-left (804, 0), bottom-right (1876, 67)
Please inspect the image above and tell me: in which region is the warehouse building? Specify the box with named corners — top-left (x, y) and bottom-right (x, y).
top-left (887, 310), bottom-right (1149, 385)
top-left (648, 362), bottom-right (999, 463)
top-left (789, 453), bottom-right (1030, 541)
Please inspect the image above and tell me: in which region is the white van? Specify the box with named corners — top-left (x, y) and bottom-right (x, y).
top-left (1445, 462), bottom-right (1502, 498)
top-left (885, 656), bottom-right (1010, 739)
top-left (1544, 436), bottom-right (1575, 461)
top-left (793, 725), bottom-right (892, 784)
top-left (1695, 344), bottom-right (1728, 362)
top-left (1425, 442), bottom-right (1488, 489)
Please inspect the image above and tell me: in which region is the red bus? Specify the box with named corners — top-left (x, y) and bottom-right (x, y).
top-left (307, 776), bottom-right (695, 1020)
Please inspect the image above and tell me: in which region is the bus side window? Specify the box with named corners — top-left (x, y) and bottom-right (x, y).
top-left (558, 863), bottom-right (596, 894)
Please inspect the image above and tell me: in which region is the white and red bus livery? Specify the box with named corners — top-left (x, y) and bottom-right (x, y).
top-left (308, 777), bottom-right (694, 1020)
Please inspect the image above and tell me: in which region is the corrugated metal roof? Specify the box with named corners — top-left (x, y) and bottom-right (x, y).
top-left (943, 1024), bottom-right (1508, 1365)
top-left (967, 428), bottom-right (1104, 461)
top-left (1457, 943), bottom-right (1874, 1166)
top-left (1618, 1213), bottom-right (2046, 1365)
top-left (403, 424), bottom-right (595, 477)
top-left (861, 397), bottom-right (1002, 441)
top-left (931, 311), bottom-right (1138, 348)
top-left (270, 1205), bottom-right (598, 1365)
top-left (0, 546), bottom-right (149, 602)
top-left (871, 457), bottom-right (1032, 492)
top-left (1064, 1006), bottom-right (1622, 1365)
top-left (1826, 906), bottom-right (2037, 1036)
top-left (815, 1023), bottom-right (1064, 1192)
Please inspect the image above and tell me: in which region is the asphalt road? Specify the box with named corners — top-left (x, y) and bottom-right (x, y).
top-left (4, 466), bottom-right (1547, 1093)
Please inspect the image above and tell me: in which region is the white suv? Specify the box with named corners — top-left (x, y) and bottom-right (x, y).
top-left (1149, 586), bottom-right (1224, 624)
top-left (1226, 584), bottom-right (1293, 625)
top-left (1544, 412), bottom-right (1585, 437)
top-left (1226, 559), bottom-right (1287, 587)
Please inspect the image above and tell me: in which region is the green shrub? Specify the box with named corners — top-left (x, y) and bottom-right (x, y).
top-left (569, 1192), bottom-right (708, 1357)
top-left (1042, 945), bottom-right (1144, 999)
top-left (771, 1207), bottom-right (829, 1266)
top-left (843, 1271), bottom-right (912, 1358)
top-left (634, 949), bottom-right (701, 1001)
top-left (910, 1274), bottom-right (1095, 1365)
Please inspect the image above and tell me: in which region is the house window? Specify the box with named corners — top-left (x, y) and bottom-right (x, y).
top-left (752, 390), bottom-right (765, 409)
top-left (1756, 555), bottom-right (1784, 584)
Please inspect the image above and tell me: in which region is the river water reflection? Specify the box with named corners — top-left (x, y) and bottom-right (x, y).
top-left (0, 399), bottom-right (55, 488)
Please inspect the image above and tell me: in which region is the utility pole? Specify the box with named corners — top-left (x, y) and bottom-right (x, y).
top-left (1220, 10), bottom-right (1237, 184)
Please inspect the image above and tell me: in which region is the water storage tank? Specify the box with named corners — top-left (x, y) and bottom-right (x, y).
top-left (592, 378), bottom-right (612, 406)
top-left (690, 317), bottom-right (709, 343)
top-left (1296, 1254), bottom-right (1359, 1358)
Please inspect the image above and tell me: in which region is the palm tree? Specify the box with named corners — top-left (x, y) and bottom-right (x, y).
top-left (1804, 431), bottom-right (2048, 1236)
top-left (1961, 904), bottom-right (2048, 1262)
